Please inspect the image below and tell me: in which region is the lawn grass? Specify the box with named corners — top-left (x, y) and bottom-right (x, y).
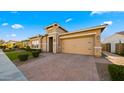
top-left (5, 50), bottom-right (32, 61)
top-left (108, 64), bottom-right (124, 81)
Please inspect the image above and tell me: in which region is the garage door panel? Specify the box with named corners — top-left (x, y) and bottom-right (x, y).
top-left (61, 36), bottom-right (94, 55)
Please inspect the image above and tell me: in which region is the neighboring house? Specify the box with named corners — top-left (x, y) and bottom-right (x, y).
top-left (103, 31), bottom-right (124, 53)
top-left (29, 35), bottom-right (42, 49)
top-left (6, 40), bottom-right (18, 49)
top-left (21, 40), bottom-right (29, 48)
top-left (15, 41), bottom-right (23, 48)
top-left (28, 23), bottom-right (107, 57)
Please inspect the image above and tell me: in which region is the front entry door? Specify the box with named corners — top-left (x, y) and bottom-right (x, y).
top-left (49, 37), bottom-right (53, 52)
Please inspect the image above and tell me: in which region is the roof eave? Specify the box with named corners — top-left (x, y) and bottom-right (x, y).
top-left (60, 24), bottom-right (108, 36)
top-left (45, 23), bottom-right (68, 32)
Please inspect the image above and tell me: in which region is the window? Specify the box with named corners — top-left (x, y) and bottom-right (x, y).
top-left (32, 40), bottom-right (40, 49)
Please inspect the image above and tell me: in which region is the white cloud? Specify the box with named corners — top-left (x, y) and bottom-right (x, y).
top-left (103, 21), bottom-right (113, 25)
top-left (65, 18), bottom-right (72, 23)
top-left (90, 11), bottom-right (110, 16)
top-left (2, 23), bottom-right (8, 26)
top-left (11, 24), bottom-right (24, 29)
top-left (11, 34), bottom-right (16, 37)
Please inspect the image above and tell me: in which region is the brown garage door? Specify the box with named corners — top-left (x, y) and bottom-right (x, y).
top-left (61, 36), bottom-right (94, 55)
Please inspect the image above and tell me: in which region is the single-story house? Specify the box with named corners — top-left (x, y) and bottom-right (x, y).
top-left (102, 31), bottom-right (124, 53)
top-left (6, 40), bottom-right (18, 49)
top-left (21, 39), bottom-right (29, 48)
top-left (15, 40), bottom-right (29, 48)
top-left (15, 41), bottom-right (23, 48)
top-left (29, 23), bottom-right (107, 57)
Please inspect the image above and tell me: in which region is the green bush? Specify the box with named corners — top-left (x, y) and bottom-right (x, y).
top-left (18, 53), bottom-right (29, 61)
top-left (36, 49), bottom-right (42, 54)
top-left (0, 45), bottom-right (6, 49)
top-left (25, 46), bottom-right (31, 51)
top-left (29, 49), bottom-right (36, 51)
top-left (116, 52), bottom-right (124, 56)
top-left (108, 64), bottom-right (124, 81)
top-left (20, 48), bottom-right (25, 50)
top-left (32, 51), bottom-right (39, 58)
top-left (120, 52), bottom-right (124, 56)
top-left (28, 49), bottom-right (42, 53)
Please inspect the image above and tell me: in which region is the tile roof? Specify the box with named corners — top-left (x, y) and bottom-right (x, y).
top-left (116, 31), bottom-right (124, 35)
top-left (45, 23), bottom-right (68, 32)
top-left (60, 24), bottom-right (108, 36)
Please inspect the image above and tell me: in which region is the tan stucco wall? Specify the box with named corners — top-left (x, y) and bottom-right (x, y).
top-left (42, 36), bottom-right (47, 52)
top-left (45, 25), bottom-right (67, 53)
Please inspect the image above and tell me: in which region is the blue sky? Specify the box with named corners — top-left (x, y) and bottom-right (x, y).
top-left (0, 11), bottom-right (124, 41)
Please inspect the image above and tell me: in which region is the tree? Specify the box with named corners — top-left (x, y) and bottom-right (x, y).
top-left (0, 40), bottom-right (5, 44)
top-left (0, 40), bottom-right (6, 49)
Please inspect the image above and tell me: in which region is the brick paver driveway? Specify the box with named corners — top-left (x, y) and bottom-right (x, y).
top-left (18, 53), bottom-right (111, 81)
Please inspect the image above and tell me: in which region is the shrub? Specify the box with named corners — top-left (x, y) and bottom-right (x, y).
top-left (120, 52), bottom-right (124, 56)
top-left (108, 64), bottom-right (124, 81)
top-left (25, 46), bottom-right (31, 51)
top-left (28, 49), bottom-right (42, 53)
top-left (29, 49), bottom-right (36, 51)
top-left (18, 53), bottom-right (29, 61)
top-left (13, 45), bottom-right (19, 49)
top-left (36, 49), bottom-right (42, 53)
top-left (32, 51), bottom-right (39, 58)
top-left (0, 45), bottom-right (4, 49)
top-left (20, 48), bottom-right (26, 50)
top-left (0, 46), bottom-right (6, 49)
top-left (116, 51), bottom-right (124, 56)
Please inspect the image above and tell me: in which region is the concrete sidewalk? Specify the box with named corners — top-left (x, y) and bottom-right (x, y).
top-left (103, 51), bottom-right (124, 65)
top-left (0, 49), bottom-right (27, 81)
